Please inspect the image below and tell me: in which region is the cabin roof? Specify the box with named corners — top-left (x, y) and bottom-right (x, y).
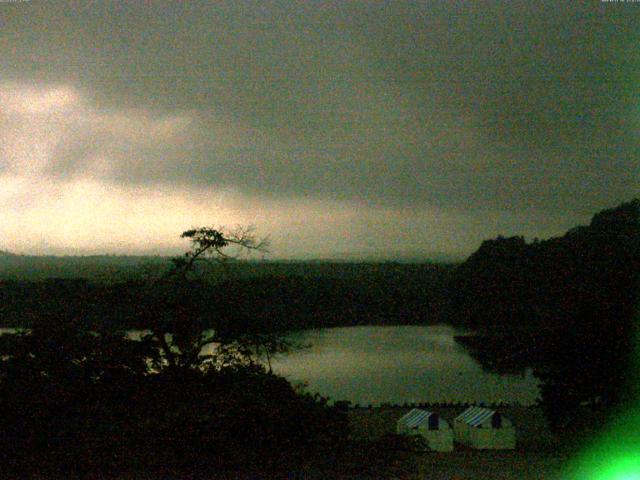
top-left (455, 406), bottom-right (497, 427)
top-left (397, 408), bottom-right (436, 428)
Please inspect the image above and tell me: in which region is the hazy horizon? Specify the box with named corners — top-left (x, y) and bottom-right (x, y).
top-left (0, 245), bottom-right (466, 262)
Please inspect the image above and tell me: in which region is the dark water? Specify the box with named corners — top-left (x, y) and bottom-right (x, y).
top-left (270, 325), bottom-right (540, 406)
top-left (0, 325), bottom-right (540, 406)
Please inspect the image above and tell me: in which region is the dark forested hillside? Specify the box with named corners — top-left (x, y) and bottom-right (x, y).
top-left (446, 199), bottom-right (640, 429)
top-left (446, 199), bottom-right (639, 332)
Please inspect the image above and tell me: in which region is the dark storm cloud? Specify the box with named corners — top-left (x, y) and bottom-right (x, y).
top-left (1, 0), bottom-right (638, 214)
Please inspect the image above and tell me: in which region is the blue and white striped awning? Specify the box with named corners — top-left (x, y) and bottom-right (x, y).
top-left (398, 408), bottom-right (434, 428)
top-left (455, 406), bottom-right (495, 427)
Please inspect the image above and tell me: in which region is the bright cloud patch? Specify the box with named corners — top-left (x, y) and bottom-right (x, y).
top-left (0, 83), bottom-right (586, 257)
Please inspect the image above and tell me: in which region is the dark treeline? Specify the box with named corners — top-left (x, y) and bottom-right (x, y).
top-left (445, 199), bottom-right (640, 432)
top-left (0, 326), bottom-right (360, 476)
top-left (0, 262), bottom-right (452, 331)
top-left (0, 252), bottom-right (456, 282)
top-left (0, 229), bottom-right (425, 478)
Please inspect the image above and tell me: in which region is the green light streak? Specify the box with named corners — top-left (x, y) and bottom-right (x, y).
top-left (564, 411), bottom-right (640, 480)
top-left (564, 313), bottom-right (640, 480)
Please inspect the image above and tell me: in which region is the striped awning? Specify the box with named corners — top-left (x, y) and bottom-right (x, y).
top-left (455, 406), bottom-right (495, 427)
top-left (398, 408), bottom-right (433, 428)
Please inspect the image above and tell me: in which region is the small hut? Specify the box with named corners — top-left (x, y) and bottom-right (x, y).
top-left (396, 408), bottom-right (453, 452)
top-left (453, 406), bottom-right (516, 449)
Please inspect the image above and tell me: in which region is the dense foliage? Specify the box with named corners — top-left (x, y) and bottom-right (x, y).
top-left (0, 228), bottom-right (353, 476)
top-left (446, 199), bottom-right (640, 430)
top-left (0, 340), bottom-right (348, 474)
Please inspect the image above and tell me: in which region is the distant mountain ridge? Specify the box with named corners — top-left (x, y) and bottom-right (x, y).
top-left (0, 254), bottom-right (172, 281)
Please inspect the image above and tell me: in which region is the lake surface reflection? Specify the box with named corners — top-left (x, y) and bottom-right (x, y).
top-left (0, 325), bottom-right (540, 406)
top-left (271, 325), bottom-right (540, 406)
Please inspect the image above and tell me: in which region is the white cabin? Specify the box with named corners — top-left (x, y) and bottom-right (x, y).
top-left (396, 408), bottom-right (454, 452)
top-left (453, 406), bottom-right (516, 449)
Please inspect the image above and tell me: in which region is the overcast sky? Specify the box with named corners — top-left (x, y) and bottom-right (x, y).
top-left (1, 1), bottom-right (638, 258)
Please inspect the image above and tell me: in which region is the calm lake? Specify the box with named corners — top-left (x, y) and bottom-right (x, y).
top-left (0, 325), bottom-right (540, 406)
top-left (269, 325), bottom-right (540, 406)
